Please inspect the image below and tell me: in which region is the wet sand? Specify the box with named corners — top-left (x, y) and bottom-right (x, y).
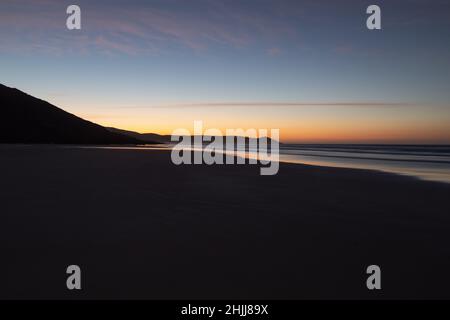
top-left (1, 145), bottom-right (450, 299)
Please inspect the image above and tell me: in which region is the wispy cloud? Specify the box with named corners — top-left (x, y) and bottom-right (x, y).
top-left (117, 102), bottom-right (417, 109)
top-left (334, 45), bottom-right (354, 55)
top-left (0, 0), bottom-right (302, 56)
top-left (267, 47), bottom-right (282, 56)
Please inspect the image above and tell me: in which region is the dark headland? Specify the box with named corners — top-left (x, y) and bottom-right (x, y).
top-left (0, 83), bottom-right (146, 144)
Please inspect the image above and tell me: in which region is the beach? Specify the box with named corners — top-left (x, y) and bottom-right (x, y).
top-left (1, 145), bottom-right (450, 299)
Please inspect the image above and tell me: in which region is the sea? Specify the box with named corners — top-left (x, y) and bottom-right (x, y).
top-left (276, 144), bottom-right (450, 183)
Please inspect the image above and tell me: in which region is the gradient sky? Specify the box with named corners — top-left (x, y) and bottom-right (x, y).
top-left (1, 0), bottom-right (450, 143)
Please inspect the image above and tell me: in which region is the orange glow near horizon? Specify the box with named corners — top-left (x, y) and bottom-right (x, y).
top-left (75, 103), bottom-right (450, 144)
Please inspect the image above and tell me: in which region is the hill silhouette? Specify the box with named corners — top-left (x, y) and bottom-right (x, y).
top-left (107, 127), bottom-right (170, 143)
top-left (0, 84), bottom-right (146, 144)
top-left (107, 127), bottom-right (281, 146)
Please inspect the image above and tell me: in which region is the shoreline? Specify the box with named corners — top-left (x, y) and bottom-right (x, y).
top-left (2, 143), bottom-right (448, 184)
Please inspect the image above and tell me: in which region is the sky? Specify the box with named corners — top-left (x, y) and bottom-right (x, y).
top-left (1, 0), bottom-right (450, 143)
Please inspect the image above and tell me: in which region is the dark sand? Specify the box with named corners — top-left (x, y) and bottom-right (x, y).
top-left (1, 145), bottom-right (450, 299)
